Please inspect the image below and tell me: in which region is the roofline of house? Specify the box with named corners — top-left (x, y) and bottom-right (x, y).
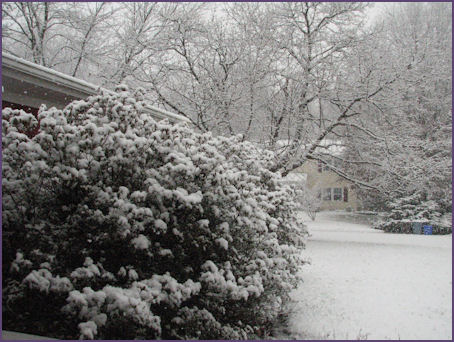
top-left (2, 53), bottom-right (190, 123)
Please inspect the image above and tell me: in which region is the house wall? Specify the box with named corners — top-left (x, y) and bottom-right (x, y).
top-left (293, 160), bottom-right (360, 211)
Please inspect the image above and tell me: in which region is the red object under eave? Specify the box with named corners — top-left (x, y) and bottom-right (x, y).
top-left (2, 100), bottom-right (41, 138)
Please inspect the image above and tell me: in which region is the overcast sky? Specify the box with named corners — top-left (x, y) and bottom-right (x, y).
top-left (366, 2), bottom-right (391, 25)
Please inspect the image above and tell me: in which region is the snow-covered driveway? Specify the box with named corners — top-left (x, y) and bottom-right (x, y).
top-left (287, 212), bottom-right (452, 340)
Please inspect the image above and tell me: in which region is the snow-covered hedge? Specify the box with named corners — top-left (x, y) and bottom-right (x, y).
top-left (2, 86), bottom-right (307, 339)
top-left (375, 193), bottom-right (451, 235)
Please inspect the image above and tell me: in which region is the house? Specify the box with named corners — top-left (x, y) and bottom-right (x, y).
top-left (292, 159), bottom-right (360, 211)
top-left (274, 139), bottom-right (361, 211)
top-left (281, 138), bottom-right (360, 211)
top-left (1, 52), bottom-right (189, 124)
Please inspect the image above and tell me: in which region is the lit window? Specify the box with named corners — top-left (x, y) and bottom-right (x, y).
top-left (333, 188), bottom-right (342, 201)
top-left (322, 188), bottom-right (332, 201)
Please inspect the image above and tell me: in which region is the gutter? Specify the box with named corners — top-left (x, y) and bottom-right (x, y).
top-left (2, 53), bottom-right (190, 124)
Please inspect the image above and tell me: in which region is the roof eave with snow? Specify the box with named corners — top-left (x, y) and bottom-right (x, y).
top-left (2, 53), bottom-right (189, 124)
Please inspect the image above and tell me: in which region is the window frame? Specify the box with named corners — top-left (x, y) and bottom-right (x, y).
top-left (333, 187), bottom-right (342, 201)
top-left (322, 188), bottom-right (332, 201)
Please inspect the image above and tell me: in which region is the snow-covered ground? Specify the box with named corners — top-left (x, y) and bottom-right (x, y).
top-left (285, 211), bottom-right (452, 340)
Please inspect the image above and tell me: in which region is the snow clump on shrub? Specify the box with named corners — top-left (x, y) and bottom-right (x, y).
top-left (2, 86), bottom-right (307, 339)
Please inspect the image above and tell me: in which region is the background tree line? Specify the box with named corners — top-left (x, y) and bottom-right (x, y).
top-left (2, 2), bottom-right (452, 212)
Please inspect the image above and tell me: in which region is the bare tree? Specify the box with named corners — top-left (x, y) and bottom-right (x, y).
top-left (97, 2), bottom-right (176, 88)
top-left (56, 2), bottom-right (114, 78)
top-left (342, 2), bottom-right (452, 209)
top-left (265, 2), bottom-right (396, 181)
top-left (2, 2), bottom-right (58, 66)
top-left (140, 3), bottom-right (246, 133)
top-left (2, 2), bottom-right (114, 82)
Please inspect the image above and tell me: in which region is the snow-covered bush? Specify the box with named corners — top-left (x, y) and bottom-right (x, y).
top-left (297, 186), bottom-right (322, 221)
top-left (374, 192), bottom-right (451, 234)
top-left (2, 86), bottom-right (307, 339)
top-left (281, 174), bottom-right (320, 221)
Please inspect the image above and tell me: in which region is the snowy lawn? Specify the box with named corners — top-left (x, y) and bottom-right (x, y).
top-left (284, 211), bottom-right (452, 340)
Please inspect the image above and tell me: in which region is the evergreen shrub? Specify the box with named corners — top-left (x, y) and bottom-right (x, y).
top-left (2, 86), bottom-right (307, 339)
top-left (375, 193), bottom-right (451, 235)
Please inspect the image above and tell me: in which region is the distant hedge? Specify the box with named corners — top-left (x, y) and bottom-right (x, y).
top-left (374, 193), bottom-right (451, 235)
top-left (376, 221), bottom-right (451, 235)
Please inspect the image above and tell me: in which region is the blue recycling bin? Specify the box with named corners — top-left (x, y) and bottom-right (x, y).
top-left (423, 225), bottom-right (433, 235)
